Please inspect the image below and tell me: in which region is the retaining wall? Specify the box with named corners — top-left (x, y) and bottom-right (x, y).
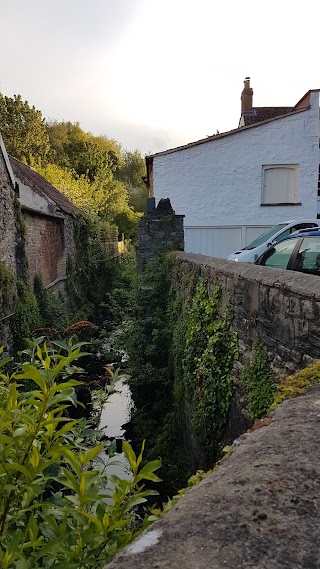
top-left (173, 252), bottom-right (320, 373)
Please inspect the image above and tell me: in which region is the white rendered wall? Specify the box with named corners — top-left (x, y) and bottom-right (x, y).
top-left (152, 93), bottom-right (320, 234)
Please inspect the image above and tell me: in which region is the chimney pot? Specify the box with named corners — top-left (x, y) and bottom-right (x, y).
top-left (241, 77), bottom-right (253, 114)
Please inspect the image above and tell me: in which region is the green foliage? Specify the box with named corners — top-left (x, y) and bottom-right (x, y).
top-left (46, 120), bottom-right (121, 174)
top-left (127, 258), bottom-right (238, 494)
top-left (33, 274), bottom-right (68, 330)
top-left (116, 149), bottom-right (148, 213)
top-left (0, 261), bottom-right (13, 312)
top-left (0, 342), bottom-right (161, 568)
top-left (66, 215), bottom-right (117, 323)
top-left (11, 281), bottom-right (41, 353)
top-left (270, 360), bottom-right (320, 410)
top-left (0, 93), bottom-right (50, 164)
top-left (175, 279), bottom-right (238, 460)
top-left (240, 342), bottom-right (277, 421)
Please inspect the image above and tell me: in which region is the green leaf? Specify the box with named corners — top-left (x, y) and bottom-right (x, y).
top-left (135, 459), bottom-right (162, 483)
top-left (80, 443), bottom-right (104, 465)
top-left (123, 496), bottom-right (147, 512)
top-left (122, 440), bottom-right (137, 474)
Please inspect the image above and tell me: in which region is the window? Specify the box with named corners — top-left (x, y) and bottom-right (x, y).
top-left (261, 238), bottom-right (299, 269)
top-left (318, 165), bottom-right (320, 198)
top-left (293, 237), bottom-right (320, 274)
top-left (262, 165), bottom-right (299, 205)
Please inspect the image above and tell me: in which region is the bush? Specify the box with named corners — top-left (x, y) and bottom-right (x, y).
top-left (0, 341), bottom-right (161, 568)
top-left (240, 342), bottom-right (277, 421)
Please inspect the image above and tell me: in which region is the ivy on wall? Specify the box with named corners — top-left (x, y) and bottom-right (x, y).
top-left (127, 256), bottom-right (239, 492)
top-left (172, 278), bottom-right (238, 464)
top-left (240, 342), bottom-right (277, 421)
top-left (11, 280), bottom-right (41, 353)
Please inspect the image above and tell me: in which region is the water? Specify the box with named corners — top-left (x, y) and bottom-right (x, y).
top-left (99, 377), bottom-right (134, 480)
top-left (100, 377), bottom-right (133, 437)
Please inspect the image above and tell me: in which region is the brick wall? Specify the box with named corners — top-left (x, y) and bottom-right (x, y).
top-left (23, 211), bottom-right (67, 288)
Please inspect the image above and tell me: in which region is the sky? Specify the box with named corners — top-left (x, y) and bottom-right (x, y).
top-left (1, 0), bottom-right (319, 155)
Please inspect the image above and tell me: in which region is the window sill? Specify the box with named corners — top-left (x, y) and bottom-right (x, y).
top-left (261, 202), bottom-right (302, 207)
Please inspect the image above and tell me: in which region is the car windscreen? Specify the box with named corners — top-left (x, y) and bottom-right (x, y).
top-left (243, 223), bottom-right (288, 250)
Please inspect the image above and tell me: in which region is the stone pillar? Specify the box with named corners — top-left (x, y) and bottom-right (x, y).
top-left (136, 198), bottom-right (185, 273)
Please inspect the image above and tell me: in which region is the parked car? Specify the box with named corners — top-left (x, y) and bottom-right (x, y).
top-left (227, 220), bottom-right (320, 263)
top-left (255, 228), bottom-right (320, 274)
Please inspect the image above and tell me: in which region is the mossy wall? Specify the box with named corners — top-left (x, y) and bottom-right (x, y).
top-left (172, 252), bottom-right (320, 374)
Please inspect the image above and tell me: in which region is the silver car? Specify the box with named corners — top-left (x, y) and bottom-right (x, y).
top-left (227, 220), bottom-right (320, 263)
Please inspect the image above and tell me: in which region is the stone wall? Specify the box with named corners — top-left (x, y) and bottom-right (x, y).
top-left (0, 149), bottom-right (19, 346)
top-left (22, 210), bottom-right (67, 288)
top-left (136, 199), bottom-right (184, 273)
top-left (173, 252), bottom-right (320, 374)
top-left (0, 151), bottom-right (19, 277)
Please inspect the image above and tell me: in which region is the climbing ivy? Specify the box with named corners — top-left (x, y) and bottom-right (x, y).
top-left (66, 214), bottom-right (117, 323)
top-left (240, 342), bottom-right (277, 421)
top-left (128, 257), bottom-right (238, 491)
top-left (11, 280), bottom-right (41, 353)
top-left (173, 279), bottom-right (238, 463)
top-left (0, 260), bottom-right (13, 310)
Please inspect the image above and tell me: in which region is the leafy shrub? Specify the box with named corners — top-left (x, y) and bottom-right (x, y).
top-left (240, 342), bottom-right (277, 421)
top-left (0, 341), bottom-right (160, 568)
top-left (270, 359), bottom-right (320, 410)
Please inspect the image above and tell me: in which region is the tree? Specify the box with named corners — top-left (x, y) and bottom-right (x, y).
top-left (0, 93), bottom-right (50, 163)
top-left (46, 120), bottom-right (121, 180)
top-left (116, 149), bottom-right (148, 213)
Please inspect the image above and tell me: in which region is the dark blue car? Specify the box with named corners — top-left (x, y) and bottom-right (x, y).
top-left (255, 228), bottom-right (320, 274)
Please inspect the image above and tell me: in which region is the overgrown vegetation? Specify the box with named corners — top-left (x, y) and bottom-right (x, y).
top-left (11, 280), bottom-right (42, 354)
top-left (179, 279), bottom-right (238, 461)
top-left (240, 342), bottom-right (277, 421)
top-left (126, 256), bottom-right (238, 494)
top-left (270, 359), bottom-right (320, 409)
top-left (0, 341), bottom-right (161, 568)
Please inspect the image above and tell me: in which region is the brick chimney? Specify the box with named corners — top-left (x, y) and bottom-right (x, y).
top-left (241, 77), bottom-right (253, 114)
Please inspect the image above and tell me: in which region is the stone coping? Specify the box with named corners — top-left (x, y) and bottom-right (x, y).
top-left (105, 385), bottom-right (320, 569)
top-left (174, 252), bottom-right (320, 300)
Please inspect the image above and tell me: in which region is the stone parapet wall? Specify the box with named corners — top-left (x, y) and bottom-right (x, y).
top-left (173, 252), bottom-right (320, 374)
top-left (136, 213), bottom-right (184, 273)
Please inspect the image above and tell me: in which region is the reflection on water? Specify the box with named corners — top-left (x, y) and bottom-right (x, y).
top-left (100, 377), bottom-right (133, 437)
top-left (99, 377), bottom-right (134, 481)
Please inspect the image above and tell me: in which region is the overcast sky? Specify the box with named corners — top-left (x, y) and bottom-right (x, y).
top-left (1, 0), bottom-right (319, 155)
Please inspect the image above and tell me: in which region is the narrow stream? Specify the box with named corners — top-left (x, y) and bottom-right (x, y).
top-left (99, 377), bottom-right (134, 479)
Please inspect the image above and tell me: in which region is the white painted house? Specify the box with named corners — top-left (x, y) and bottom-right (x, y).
top-left (146, 79), bottom-right (320, 258)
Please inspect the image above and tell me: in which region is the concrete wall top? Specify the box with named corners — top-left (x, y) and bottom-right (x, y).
top-left (174, 252), bottom-right (320, 300)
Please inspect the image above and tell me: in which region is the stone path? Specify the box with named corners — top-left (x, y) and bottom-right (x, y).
top-left (106, 385), bottom-right (320, 569)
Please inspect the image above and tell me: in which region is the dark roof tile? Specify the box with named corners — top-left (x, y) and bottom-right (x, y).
top-left (243, 106), bottom-right (292, 126)
top-left (9, 157), bottom-right (77, 217)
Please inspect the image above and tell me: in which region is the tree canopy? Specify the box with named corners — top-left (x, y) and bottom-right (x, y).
top-left (0, 92), bottom-right (147, 240)
top-left (0, 93), bottom-right (50, 164)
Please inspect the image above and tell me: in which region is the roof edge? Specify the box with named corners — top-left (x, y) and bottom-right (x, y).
top-left (0, 133), bottom-right (16, 188)
top-left (147, 106), bottom-right (311, 159)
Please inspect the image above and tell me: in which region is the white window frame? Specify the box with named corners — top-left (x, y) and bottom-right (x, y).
top-left (261, 164), bottom-right (300, 206)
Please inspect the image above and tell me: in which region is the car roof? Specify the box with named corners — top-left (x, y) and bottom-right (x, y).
top-left (286, 228), bottom-right (320, 238)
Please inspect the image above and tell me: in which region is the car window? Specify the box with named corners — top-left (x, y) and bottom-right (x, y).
top-left (293, 223), bottom-right (318, 231)
top-left (243, 223), bottom-right (288, 250)
top-left (260, 238), bottom-right (300, 269)
top-left (274, 228), bottom-right (291, 242)
top-left (293, 237), bottom-right (320, 274)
